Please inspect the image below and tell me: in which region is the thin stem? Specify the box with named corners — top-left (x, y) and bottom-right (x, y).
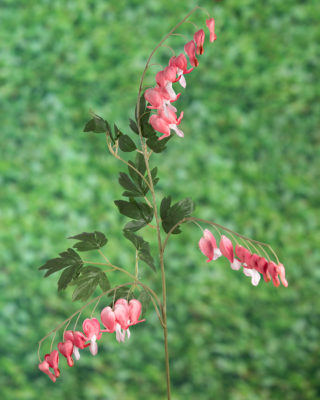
top-left (163, 217), bottom-right (275, 255)
top-left (135, 8), bottom-right (202, 399)
top-left (185, 20), bottom-right (199, 30)
top-left (135, 250), bottom-right (139, 279)
top-left (160, 44), bottom-right (175, 56)
top-left (73, 312), bottom-right (82, 331)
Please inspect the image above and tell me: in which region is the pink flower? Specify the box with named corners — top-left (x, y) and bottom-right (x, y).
top-left (219, 235), bottom-right (241, 270)
top-left (255, 256), bottom-right (272, 283)
top-left (149, 109), bottom-right (184, 140)
top-left (155, 66), bottom-right (180, 101)
top-left (64, 330), bottom-right (89, 360)
top-left (82, 318), bottom-right (102, 356)
top-left (114, 299), bottom-right (130, 343)
top-left (277, 263), bottom-right (288, 287)
top-left (129, 299), bottom-right (144, 325)
top-left (169, 53), bottom-right (193, 88)
top-left (206, 18), bottom-right (217, 42)
top-left (184, 41), bottom-right (199, 67)
top-left (38, 360), bottom-right (57, 382)
top-left (194, 29), bottom-right (205, 55)
top-left (267, 261), bottom-right (288, 287)
top-left (144, 87), bottom-right (178, 115)
top-left (199, 229), bottom-right (222, 262)
top-left (58, 340), bottom-right (74, 367)
top-left (44, 349), bottom-right (60, 378)
top-left (100, 306), bottom-right (117, 333)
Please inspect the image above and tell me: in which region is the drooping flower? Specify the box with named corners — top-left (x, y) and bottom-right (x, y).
top-left (82, 318), bottom-right (102, 356)
top-left (155, 66), bottom-right (180, 101)
top-left (38, 360), bottom-right (57, 382)
top-left (255, 256), bottom-right (272, 283)
top-left (267, 261), bottom-right (288, 287)
top-left (219, 235), bottom-right (242, 270)
top-left (206, 18), bottom-right (217, 42)
top-left (128, 299), bottom-right (145, 325)
top-left (100, 306), bottom-right (117, 333)
top-left (277, 263), bottom-right (288, 287)
top-left (149, 109), bottom-right (184, 140)
top-left (64, 330), bottom-right (89, 361)
top-left (114, 299), bottom-right (130, 343)
top-left (44, 349), bottom-right (60, 378)
top-left (184, 40), bottom-right (199, 67)
top-left (58, 340), bottom-right (74, 367)
top-left (169, 53), bottom-right (193, 88)
top-left (199, 229), bottom-right (222, 262)
top-left (194, 29), bottom-right (205, 55)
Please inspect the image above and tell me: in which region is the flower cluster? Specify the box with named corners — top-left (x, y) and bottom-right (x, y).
top-left (199, 229), bottom-right (288, 287)
top-left (144, 18), bottom-right (217, 141)
top-left (38, 298), bottom-right (144, 382)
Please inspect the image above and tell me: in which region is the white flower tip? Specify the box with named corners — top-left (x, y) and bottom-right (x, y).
top-left (179, 75), bottom-right (186, 88)
top-left (213, 248), bottom-right (222, 260)
top-left (231, 259), bottom-right (242, 271)
top-left (90, 341), bottom-right (98, 356)
top-left (73, 346), bottom-right (80, 361)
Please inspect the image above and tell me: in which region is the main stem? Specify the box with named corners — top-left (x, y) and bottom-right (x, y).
top-left (135, 8), bottom-right (203, 398)
top-left (139, 137), bottom-right (171, 399)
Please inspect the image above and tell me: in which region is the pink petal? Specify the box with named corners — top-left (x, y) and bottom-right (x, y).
top-left (194, 29), bottom-right (205, 55)
top-left (219, 235), bottom-right (234, 263)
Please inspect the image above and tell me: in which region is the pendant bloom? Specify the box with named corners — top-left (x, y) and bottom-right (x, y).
top-left (199, 229), bottom-right (222, 262)
top-left (82, 318), bottom-right (102, 356)
top-left (64, 330), bottom-right (89, 360)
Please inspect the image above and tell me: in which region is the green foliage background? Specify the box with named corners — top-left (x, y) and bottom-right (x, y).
top-left (1, 0), bottom-right (319, 399)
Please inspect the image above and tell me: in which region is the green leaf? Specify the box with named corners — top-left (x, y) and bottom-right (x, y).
top-left (58, 263), bottom-right (83, 291)
top-left (68, 231), bottom-right (108, 252)
top-left (39, 248), bottom-right (83, 282)
top-left (146, 135), bottom-right (172, 153)
top-left (127, 153), bottom-right (146, 189)
top-left (118, 134), bottom-right (137, 152)
top-left (106, 286), bottom-right (134, 305)
top-left (118, 172), bottom-right (141, 195)
top-left (150, 167), bottom-right (159, 187)
top-left (83, 114), bottom-right (110, 134)
top-left (161, 197), bottom-right (195, 234)
top-left (129, 119), bottom-right (139, 134)
top-left (160, 196), bottom-right (172, 221)
top-left (140, 110), bottom-right (156, 138)
top-left (114, 124), bottom-right (122, 140)
top-left (115, 200), bottom-right (153, 222)
top-left (124, 219), bottom-right (148, 232)
top-left (99, 272), bottom-right (111, 292)
top-left (71, 266), bottom-right (107, 301)
top-left (123, 231), bottom-right (156, 271)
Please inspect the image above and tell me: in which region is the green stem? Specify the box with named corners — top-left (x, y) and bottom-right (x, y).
top-left (135, 7), bottom-right (204, 400)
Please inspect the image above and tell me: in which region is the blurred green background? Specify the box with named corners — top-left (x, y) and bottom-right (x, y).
top-left (1, 0), bottom-right (319, 399)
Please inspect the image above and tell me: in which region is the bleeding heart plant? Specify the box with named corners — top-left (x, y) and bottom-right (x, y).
top-left (37, 6), bottom-right (287, 399)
